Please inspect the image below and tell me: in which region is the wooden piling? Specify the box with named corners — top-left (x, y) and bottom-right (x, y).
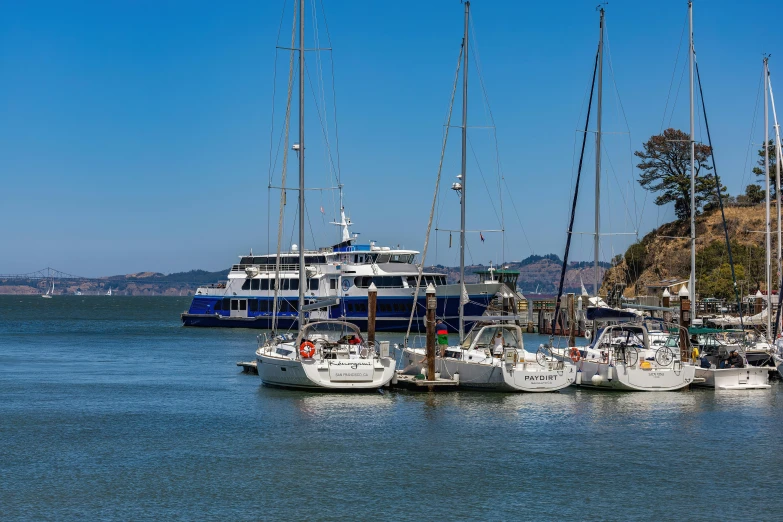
top-left (367, 282), bottom-right (377, 346)
top-left (679, 292), bottom-right (691, 361)
top-left (567, 293), bottom-right (575, 346)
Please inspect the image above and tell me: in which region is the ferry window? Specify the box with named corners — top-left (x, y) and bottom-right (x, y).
top-left (281, 279), bottom-right (289, 290)
top-left (249, 300), bottom-right (258, 312)
top-left (367, 254), bottom-right (377, 264)
top-left (290, 279), bottom-right (299, 291)
top-left (223, 298), bottom-right (231, 310)
top-left (262, 279), bottom-right (270, 290)
top-left (390, 254), bottom-right (406, 263)
top-left (408, 255), bottom-right (415, 264)
top-left (330, 278), bottom-right (337, 290)
top-left (348, 303), bottom-right (354, 312)
top-left (251, 279), bottom-right (260, 291)
top-left (239, 300), bottom-right (247, 311)
top-left (259, 300), bottom-right (268, 312)
top-left (407, 276), bottom-right (418, 288)
top-left (376, 254), bottom-right (390, 264)
top-left (231, 300), bottom-right (239, 311)
top-left (309, 279), bottom-right (319, 291)
top-left (214, 300), bottom-right (222, 311)
top-left (241, 280), bottom-right (251, 290)
top-left (240, 257), bottom-right (252, 265)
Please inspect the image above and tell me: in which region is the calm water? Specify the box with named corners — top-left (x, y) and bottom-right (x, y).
top-left (1, 296), bottom-right (781, 521)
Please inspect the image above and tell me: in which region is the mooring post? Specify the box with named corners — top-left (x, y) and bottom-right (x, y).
top-left (426, 283), bottom-right (437, 381)
top-left (367, 282), bottom-right (377, 347)
top-left (567, 293), bottom-right (576, 346)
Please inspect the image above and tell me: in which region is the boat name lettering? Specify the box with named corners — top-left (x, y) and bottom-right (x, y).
top-left (524, 375), bottom-right (559, 381)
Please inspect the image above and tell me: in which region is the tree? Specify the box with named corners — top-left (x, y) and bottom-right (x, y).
top-left (752, 139), bottom-right (779, 198)
top-left (635, 128), bottom-right (724, 221)
top-left (745, 184), bottom-right (765, 204)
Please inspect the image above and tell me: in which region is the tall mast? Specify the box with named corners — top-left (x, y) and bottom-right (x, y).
top-left (458, 1), bottom-right (469, 342)
top-left (594, 7), bottom-right (604, 298)
top-left (764, 56), bottom-right (771, 337)
top-left (297, 0), bottom-right (306, 328)
top-left (771, 70), bottom-right (783, 311)
top-left (689, 1), bottom-right (696, 312)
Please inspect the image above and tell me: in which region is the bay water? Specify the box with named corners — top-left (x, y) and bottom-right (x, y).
top-left (1, 296), bottom-right (781, 520)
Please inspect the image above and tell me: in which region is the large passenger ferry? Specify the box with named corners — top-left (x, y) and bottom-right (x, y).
top-left (181, 213), bottom-right (503, 332)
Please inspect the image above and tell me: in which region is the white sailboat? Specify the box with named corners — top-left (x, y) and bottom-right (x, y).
top-left (42, 279), bottom-right (53, 299)
top-left (255, 1), bottom-right (395, 390)
top-left (400, 2), bottom-right (575, 392)
top-left (682, 2), bottom-right (772, 388)
top-left (106, 287), bottom-right (112, 296)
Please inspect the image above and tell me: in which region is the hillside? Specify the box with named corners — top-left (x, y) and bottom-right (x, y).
top-left (601, 203), bottom-right (770, 299)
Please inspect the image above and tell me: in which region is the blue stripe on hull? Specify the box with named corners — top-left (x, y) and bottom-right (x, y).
top-left (182, 294), bottom-right (493, 332)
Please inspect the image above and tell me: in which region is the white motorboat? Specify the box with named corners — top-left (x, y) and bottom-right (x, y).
top-left (690, 330), bottom-right (772, 390)
top-left (256, 321), bottom-right (395, 390)
top-left (556, 321), bottom-right (696, 392)
top-left (402, 322), bottom-right (575, 392)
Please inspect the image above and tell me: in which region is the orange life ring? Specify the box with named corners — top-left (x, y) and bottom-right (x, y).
top-left (569, 347), bottom-right (582, 363)
top-left (299, 341), bottom-right (316, 358)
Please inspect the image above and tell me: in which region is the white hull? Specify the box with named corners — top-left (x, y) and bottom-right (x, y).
top-left (403, 348), bottom-right (575, 392)
top-left (257, 353), bottom-right (395, 390)
top-left (574, 359), bottom-right (696, 391)
top-left (692, 366), bottom-right (771, 390)
top-left (41, 295), bottom-right (52, 299)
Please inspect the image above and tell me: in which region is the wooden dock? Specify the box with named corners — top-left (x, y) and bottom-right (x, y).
top-left (392, 372), bottom-right (459, 390)
top-left (236, 361), bottom-right (258, 375)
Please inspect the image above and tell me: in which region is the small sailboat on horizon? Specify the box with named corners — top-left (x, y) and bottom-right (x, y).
top-left (42, 279), bottom-right (54, 299)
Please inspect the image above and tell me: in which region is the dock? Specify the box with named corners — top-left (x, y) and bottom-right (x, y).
top-left (391, 372), bottom-right (460, 390)
top-left (237, 361), bottom-right (258, 375)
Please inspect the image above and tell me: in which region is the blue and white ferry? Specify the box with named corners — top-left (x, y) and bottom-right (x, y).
top-left (181, 213), bottom-right (502, 332)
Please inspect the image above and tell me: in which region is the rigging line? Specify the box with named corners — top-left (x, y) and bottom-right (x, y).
top-left (667, 55), bottom-right (689, 129)
top-left (467, 135), bottom-right (501, 225)
top-left (603, 19), bottom-right (640, 233)
top-left (303, 60), bottom-right (340, 182)
top-left (268, 0), bottom-right (290, 185)
top-left (404, 44), bottom-right (463, 344)
top-left (502, 176), bottom-right (535, 255)
top-left (272, 0), bottom-right (298, 334)
top-left (741, 68), bottom-right (764, 191)
top-left (660, 10), bottom-right (688, 133)
top-left (551, 44), bottom-right (600, 347)
top-left (311, 0), bottom-right (335, 195)
top-left (695, 58), bottom-right (745, 333)
top-left (317, 0), bottom-right (343, 220)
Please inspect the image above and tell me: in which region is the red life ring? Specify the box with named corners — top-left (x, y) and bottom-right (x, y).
top-left (299, 341), bottom-right (316, 358)
top-left (569, 347), bottom-right (582, 363)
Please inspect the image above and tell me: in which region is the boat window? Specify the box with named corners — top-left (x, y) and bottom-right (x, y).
top-left (223, 298), bottom-right (231, 310)
top-left (231, 300), bottom-right (239, 311)
top-left (258, 300), bottom-right (268, 312)
top-left (241, 280), bottom-right (251, 290)
top-left (251, 279), bottom-right (260, 290)
top-left (239, 300), bottom-right (247, 311)
top-left (408, 255), bottom-right (415, 264)
top-left (330, 278), bottom-right (337, 290)
top-left (214, 300), bottom-right (222, 311)
top-left (390, 254), bottom-right (405, 263)
top-left (376, 254), bottom-right (390, 264)
top-left (249, 300), bottom-right (258, 312)
top-left (366, 254), bottom-right (377, 264)
top-left (240, 257), bottom-right (252, 265)
top-left (348, 303), bottom-right (354, 312)
top-left (290, 279), bottom-right (299, 291)
top-left (309, 279), bottom-right (319, 291)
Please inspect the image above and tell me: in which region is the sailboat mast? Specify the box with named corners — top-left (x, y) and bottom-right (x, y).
top-left (689, 1), bottom-right (696, 313)
top-left (298, 0), bottom-right (306, 328)
top-left (764, 56), bottom-right (771, 337)
top-left (594, 7), bottom-right (604, 298)
top-left (770, 72), bottom-right (783, 307)
top-left (458, 1), bottom-right (469, 342)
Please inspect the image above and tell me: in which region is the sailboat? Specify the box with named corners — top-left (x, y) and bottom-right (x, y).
top-left (673, 2), bottom-right (770, 389)
top-left (42, 279), bottom-right (53, 299)
top-left (106, 287), bottom-right (112, 296)
top-left (255, 0), bottom-right (395, 390)
top-left (400, 2), bottom-right (575, 392)
top-left (550, 7), bottom-right (696, 392)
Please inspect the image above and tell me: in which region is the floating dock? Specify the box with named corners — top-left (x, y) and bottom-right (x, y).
top-left (391, 372), bottom-right (459, 390)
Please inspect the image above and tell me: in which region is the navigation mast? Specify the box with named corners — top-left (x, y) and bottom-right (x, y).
top-left (458, 1), bottom-right (470, 342)
top-left (594, 6), bottom-right (604, 298)
top-left (298, 0), bottom-right (306, 328)
top-left (689, 1), bottom-right (696, 314)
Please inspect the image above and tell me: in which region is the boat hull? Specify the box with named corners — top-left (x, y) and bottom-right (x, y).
top-left (256, 353), bottom-right (395, 390)
top-left (573, 360), bottom-right (696, 391)
top-left (692, 366), bottom-right (771, 390)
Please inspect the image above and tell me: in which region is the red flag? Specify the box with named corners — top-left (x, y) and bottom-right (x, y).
top-left (480, 232), bottom-right (485, 242)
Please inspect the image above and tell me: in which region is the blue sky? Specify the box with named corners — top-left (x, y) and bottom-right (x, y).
top-left (0, 0), bottom-right (780, 277)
